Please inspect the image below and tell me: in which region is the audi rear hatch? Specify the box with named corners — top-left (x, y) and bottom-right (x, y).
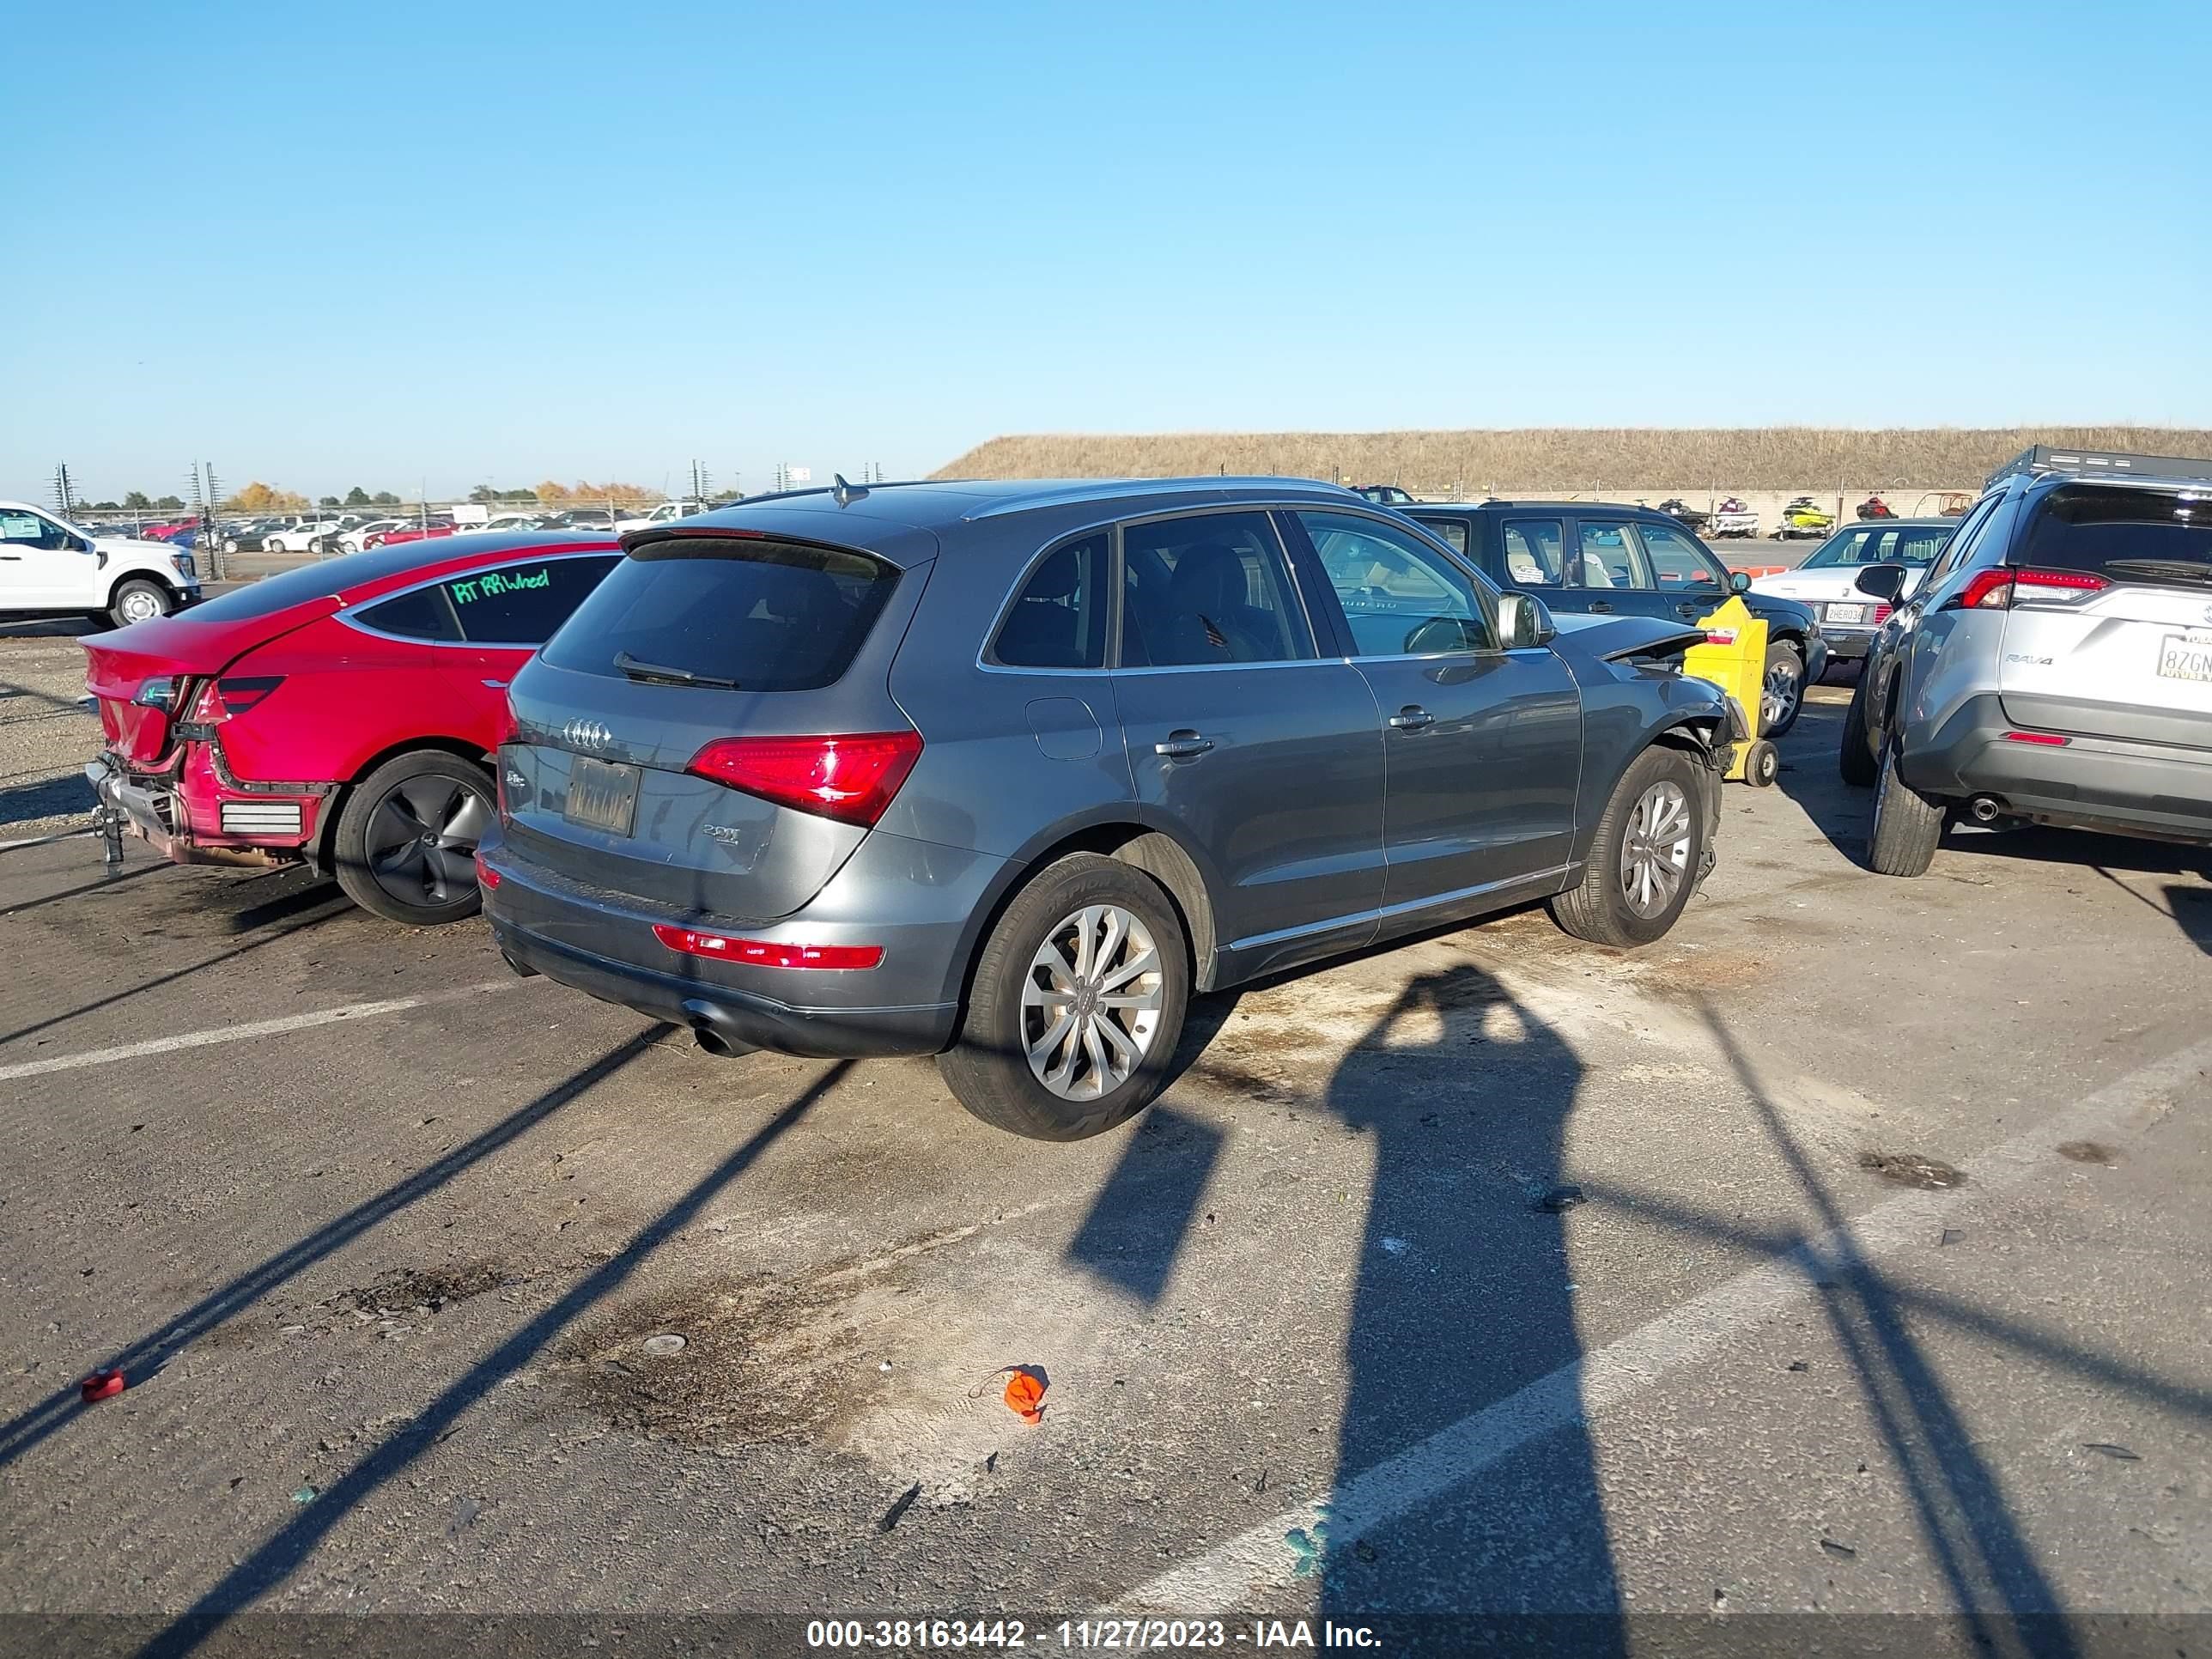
top-left (501, 532), bottom-right (933, 922)
top-left (1995, 483), bottom-right (2212, 749)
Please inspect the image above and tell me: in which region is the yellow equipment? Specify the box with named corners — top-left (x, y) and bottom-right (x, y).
top-left (1683, 596), bottom-right (1779, 787)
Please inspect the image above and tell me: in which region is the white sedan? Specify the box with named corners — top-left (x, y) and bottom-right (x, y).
top-left (261, 519), bottom-right (346, 554)
top-left (329, 519), bottom-right (412, 554)
top-left (1751, 518), bottom-right (1958, 669)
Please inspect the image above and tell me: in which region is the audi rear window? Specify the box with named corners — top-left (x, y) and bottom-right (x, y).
top-left (541, 537), bottom-right (899, 691)
top-left (2018, 484), bottom-right (2212, 586)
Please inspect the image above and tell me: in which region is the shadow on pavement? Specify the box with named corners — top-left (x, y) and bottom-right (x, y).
top-left (1313, 962), bottom-right (1613, 1633)
top-left (0, 773), bottom-right (94, 836)
top-left (1699, 1002), bottom-right (2079, 1659)
top-left (142, 1060), bottom-right (848, 1658)
top-left (1068, 960), bottom-right (1613, 1633)
top-left (0, 895), bottom-right (351, 1048)
top-left (0, 1028), bottom-right (668, 1476)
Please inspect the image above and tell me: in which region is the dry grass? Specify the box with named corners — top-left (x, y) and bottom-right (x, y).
top-left (933, 428), bottom-right (2212, 491)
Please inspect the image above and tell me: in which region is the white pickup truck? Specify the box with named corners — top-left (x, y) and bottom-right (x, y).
top-left (613, 499), bottom-right (708, 534)
top-left (0, 501), bottom-right (202, 628)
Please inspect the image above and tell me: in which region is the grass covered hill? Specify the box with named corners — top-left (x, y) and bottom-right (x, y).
top-left (932, 428), bottom-right (2212, 490)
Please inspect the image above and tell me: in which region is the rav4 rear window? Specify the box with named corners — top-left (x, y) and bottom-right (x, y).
top-left (2018, 484), bottom-right (2212, 585)
top-left (542, 538), bottom-right (899, 691)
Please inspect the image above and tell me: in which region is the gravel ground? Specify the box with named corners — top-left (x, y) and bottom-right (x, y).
top-left (0, 617), bottom-right (103, 842)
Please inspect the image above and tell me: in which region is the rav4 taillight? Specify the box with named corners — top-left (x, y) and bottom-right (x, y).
top-left (1949, 567), bottom-right (2108, 612)
top-left (685, 731), bottom-right (923, 827)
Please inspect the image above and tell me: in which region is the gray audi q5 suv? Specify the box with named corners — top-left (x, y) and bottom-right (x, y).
top-left (477, 478), bottom-right (1734, 1139)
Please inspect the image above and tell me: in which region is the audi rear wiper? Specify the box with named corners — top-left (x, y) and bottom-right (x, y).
top-left (614, 650), bottom-right (741, 690)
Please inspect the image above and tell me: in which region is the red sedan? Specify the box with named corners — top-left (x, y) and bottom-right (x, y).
top-left (83, 533), bottom-right (620, 924)
top-left (364, 520), bottom-right (459, 550)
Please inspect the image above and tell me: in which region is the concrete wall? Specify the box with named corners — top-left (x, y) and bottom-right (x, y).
top-left (1414, 485), bottom-right (1978, 529)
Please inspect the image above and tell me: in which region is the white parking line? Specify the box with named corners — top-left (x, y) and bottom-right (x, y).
top-left (1113, 1033), bottom-right (2212, 1612)
top-left (0, 828), bottom-right (94, 853)
top-left (0, 981), bottom-right (520, 1082)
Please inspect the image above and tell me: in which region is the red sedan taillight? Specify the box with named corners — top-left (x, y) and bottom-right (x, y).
top-left (684, 731), bottom-right (922, 828)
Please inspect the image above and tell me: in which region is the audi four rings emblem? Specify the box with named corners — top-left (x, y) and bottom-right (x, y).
top-left (562, 719), bottom-right (612, 750)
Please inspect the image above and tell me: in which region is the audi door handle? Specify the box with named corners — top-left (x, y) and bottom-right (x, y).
top-left (1155, 731), bottom-right (1214, 758)
top-left (480, 678), bottom-right (508, 690)
top-left (1586, 599), bottom-right (1613, 613)
top-left (1389, 707), bottom-right (1435, 731)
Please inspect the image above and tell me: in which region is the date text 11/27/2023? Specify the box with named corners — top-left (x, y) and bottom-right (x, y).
top-left (804, 1619), bottom-right (1384, 1650)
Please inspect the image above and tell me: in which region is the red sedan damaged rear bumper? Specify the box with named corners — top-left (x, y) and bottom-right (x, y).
top-left (86, 745), bottom-right (331, 868)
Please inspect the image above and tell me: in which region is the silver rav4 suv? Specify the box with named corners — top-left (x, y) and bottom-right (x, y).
top-left (1844, 447), bottom-right (2212, 874)
top-left (477, 478), bottom-right (1733, 1140)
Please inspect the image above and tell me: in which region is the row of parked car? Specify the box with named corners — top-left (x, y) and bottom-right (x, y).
top-left (215, 508), bottom-right (675, 558)
top-left (73, 449), bottom-right (2212, 1140)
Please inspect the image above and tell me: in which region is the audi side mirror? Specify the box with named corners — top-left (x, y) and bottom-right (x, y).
top-left (1854, 563), bottom-right (1907, 602)
top-left (1729, 569), bottom-right (1752, 593)
top-left (1498, 592), bottom-right (1555, 650)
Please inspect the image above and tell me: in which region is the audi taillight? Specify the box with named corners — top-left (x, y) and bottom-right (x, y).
top-left (650, 925), bottom-right (882, 970)
top-left (1948, 567), bottom-right (2107, 612)
top-left (684, 731), bottom-right (922, 827)
top-left (1872, 604), bottom-right (1893, 624)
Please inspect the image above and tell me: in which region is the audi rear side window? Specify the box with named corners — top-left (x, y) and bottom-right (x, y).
top-left (543, 538), bottom-right (900, 691)
top-left (992, 533), bottom-right (1107, 669)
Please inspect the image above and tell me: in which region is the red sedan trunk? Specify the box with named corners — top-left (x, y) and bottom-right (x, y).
top-left (82, 533), bottom-right (621, 923)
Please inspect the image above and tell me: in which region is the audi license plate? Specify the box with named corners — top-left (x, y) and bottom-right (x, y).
top-left (2156, 634), bottom-right (2212, 685)
top-left (1826, 602), bottom-right (1869, 624)
top-left (564, 757), bottom-right (640, 836)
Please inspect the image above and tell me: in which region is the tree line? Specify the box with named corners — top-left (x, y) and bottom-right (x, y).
top-left (75, 480), bottom-right (660, 516)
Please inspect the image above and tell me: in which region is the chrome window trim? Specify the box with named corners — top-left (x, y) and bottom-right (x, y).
top-left (333, 548), bottom-right (621, 649)
top-left (1109, 656), bottom-right (1362, 679)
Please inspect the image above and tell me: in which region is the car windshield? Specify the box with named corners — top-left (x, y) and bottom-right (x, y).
top-left (1802, 526), bottom-right (1948, 568)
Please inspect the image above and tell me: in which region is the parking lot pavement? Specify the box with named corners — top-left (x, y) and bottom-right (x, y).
top-left (0, 618), bottom-right (103, 842)
top-left (3, 679), bottom-right (2209, 1644)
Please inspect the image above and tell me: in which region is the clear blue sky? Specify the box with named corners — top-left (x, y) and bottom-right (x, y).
top-left (9, 0), bottom-right (2209, 503)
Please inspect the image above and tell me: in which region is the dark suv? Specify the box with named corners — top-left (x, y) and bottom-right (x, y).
top-left (478, 478), bottom-right (1733, 1141)
top-left (1403, 501), bottom-right (1826, 738)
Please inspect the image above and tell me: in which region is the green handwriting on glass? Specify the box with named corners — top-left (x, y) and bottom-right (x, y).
top-left (448, 567), bottom-right (551, 605)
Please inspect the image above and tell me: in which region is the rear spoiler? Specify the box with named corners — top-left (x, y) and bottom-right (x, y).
top-left (1987, 446), bottom-right (2212, 491)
